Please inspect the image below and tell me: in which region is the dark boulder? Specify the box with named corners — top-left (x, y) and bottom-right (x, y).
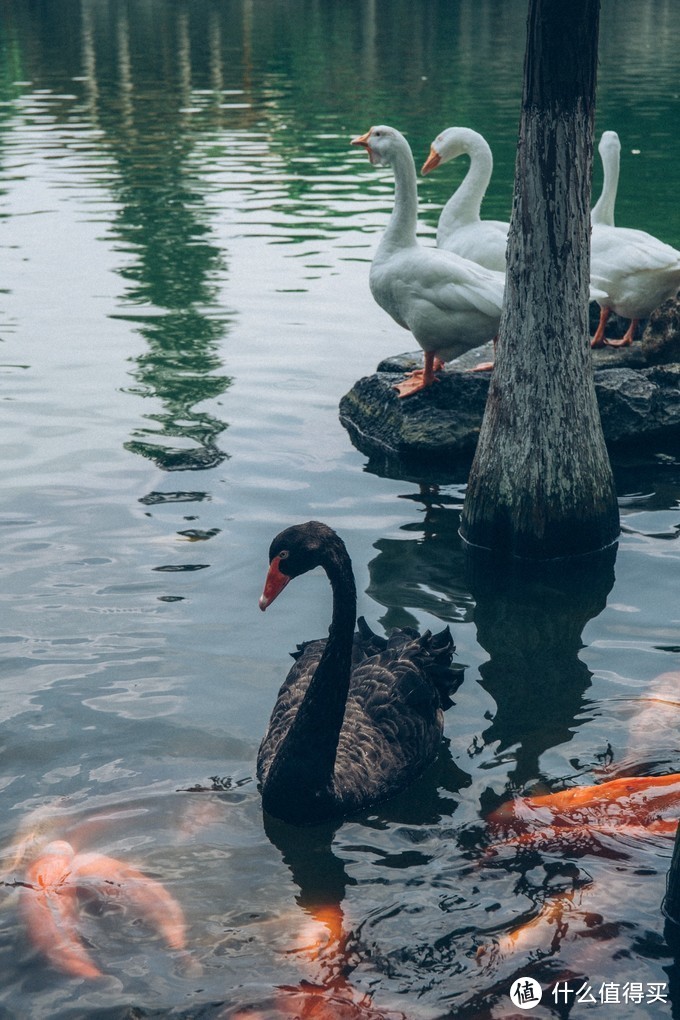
top-left (339, 298), bottom-right (680, 479)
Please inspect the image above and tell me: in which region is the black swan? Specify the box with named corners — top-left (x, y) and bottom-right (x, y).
top-left (257, 521), bottom-right (463, 825)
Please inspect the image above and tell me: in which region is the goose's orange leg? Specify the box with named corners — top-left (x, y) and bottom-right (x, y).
top-left (469, 333), bottom-right (498, 373)
top-left (605, 317), bottom-right (638, 347)
top-left (590, 306), bottom-right (611, 348)
top-left (393, 350), bottom-right (439, 397)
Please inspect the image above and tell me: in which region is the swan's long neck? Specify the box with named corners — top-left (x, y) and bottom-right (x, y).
top-left (303, 549), bottom-right (357, 731)
top-left (376, 140), bottom-right (419, 258)
top-left (436, 134), bottom-right (493, 240)
top-left (262, 541), bottom-right (357, 820)
top-left (591, 139), bottom-right (619, 227)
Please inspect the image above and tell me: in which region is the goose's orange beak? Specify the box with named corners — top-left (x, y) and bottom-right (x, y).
top-left (350, 129), bottom-right (372, 152)
top-left (259, 556), bottom-right (291, 611)
top-left (421, 146), bottom-right (441, 175)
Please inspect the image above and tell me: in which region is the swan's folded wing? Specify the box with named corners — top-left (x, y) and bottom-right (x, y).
top-left (355, 616), bottom-right (388, 661)
top-left (346, 629), bottom-right (457, 754)
top-left (334, 654), bottom-right (446, 808)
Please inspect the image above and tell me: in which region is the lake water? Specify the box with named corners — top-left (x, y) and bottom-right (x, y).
top-left (1, 2), bottom-right (680, 1017)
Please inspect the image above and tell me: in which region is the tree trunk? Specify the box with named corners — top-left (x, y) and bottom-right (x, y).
top-left (664, 823), bottom-right (680, 929)
top-left (460, 0), bottom-right (620, 560)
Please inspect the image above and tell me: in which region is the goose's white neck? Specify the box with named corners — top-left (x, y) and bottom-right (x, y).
top-left (376, 138), bottom-right (419, 259)
top-left (436, 130), bottom-right (493, 241)
top-left (591, 134), bottom-right (620, 227)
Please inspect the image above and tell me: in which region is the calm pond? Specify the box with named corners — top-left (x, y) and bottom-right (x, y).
top-left (1, 2), bottom-right (680, 1018)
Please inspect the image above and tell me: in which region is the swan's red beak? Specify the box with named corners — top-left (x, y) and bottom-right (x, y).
top-left (421, 146), bottom-right (441, 175)
top-left (259, 556), bottom-right (291, 611)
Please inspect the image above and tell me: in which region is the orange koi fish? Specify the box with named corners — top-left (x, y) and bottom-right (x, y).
top-left (484, 820), bottom-right (677, 861)
top-left (228, 899), bottom-right (406, 1019)
top-left (476, 885), bottom-right (608, 964)
top-left (478, 770), bottom-right (680, 967)
top-left (18, 840), bottom-right (187, 980)
top-left (487, 773), bottom-right (680, 832)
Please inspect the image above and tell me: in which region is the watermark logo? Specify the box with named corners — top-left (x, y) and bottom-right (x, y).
top-left (508, 976), bottom-right (668, 1010)
top-left (509, 976), bottom-right (542, 1010)
top-left (552, 980), bottom-right (668, 1006)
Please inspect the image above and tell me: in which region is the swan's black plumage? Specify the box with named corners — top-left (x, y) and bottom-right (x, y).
top-left (257, 521), bottom-right (463, 825)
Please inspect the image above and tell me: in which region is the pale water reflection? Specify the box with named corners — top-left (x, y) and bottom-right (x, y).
top-left (1, 2), bottom-right (680, 1017)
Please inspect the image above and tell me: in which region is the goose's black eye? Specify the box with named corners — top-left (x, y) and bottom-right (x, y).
top-left (278, 549), bottom-right (289, 560)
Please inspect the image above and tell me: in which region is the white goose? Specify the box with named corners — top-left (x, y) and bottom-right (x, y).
top-left (421, 126), bottom-right (508, 272)
top-left (590, 130), bottom-right (619, 228)
top-left (590, 130), bottom-right (680, 348)
top-left (350, 125), bottom-right (504, 397)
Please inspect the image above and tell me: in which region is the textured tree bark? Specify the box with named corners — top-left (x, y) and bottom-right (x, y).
top-left (460, 0), bottom-right (620, 559)
top-left (664, 824), bottom-right (680, 930)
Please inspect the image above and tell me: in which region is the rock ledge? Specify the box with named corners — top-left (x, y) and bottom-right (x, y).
top-left (339, 300), bottom-right (680, 478)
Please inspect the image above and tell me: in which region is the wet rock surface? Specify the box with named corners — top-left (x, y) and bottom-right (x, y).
top-left (339, 299), bottom-right (680, 478)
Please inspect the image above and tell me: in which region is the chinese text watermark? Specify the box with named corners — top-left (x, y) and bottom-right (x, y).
top-left (509, 976), bottom-right (668, 1010)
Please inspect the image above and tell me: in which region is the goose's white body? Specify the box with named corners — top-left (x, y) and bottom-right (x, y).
top-left (422, 126), bottom-right (508, 273)
top-left (590, 130), bottom-right (680, 346)
top-left (351, 125), bottom-right (504, 395)
top-left (368, 244), bottom-right (505, 360)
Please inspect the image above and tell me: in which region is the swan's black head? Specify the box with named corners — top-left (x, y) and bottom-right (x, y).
top-left (259, 521), bottom-right (344, 611)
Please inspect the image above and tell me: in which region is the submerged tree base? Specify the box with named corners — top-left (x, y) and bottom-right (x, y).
top-left (458, 0), bottom-right (611, 559)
